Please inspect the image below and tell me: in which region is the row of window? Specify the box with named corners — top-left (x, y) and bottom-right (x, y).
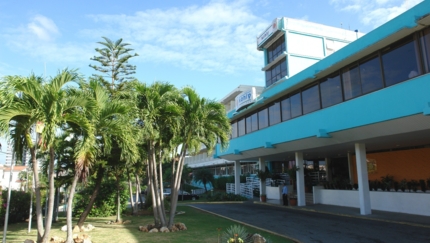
top-left (231, 27), bottom-right (430, 139)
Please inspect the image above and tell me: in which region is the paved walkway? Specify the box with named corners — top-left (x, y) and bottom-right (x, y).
top-left (189, 199), bottom-right (430, 243)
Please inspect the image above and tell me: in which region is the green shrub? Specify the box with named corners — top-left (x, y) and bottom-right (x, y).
top-left (0, 190), bottom-right (33, 225)
top-left (73, 178), bottom-right (129, 217)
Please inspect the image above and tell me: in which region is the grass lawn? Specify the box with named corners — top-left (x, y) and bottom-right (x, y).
top-left (1, 205), bottom-right (295, 243)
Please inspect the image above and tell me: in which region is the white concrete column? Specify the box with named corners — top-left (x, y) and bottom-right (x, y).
top-left (234, 160), bottom-right (241, 195)
top-left (355, 143), bottom-right (371, 215)
top-left (347, 152), bottom-right (354, 184)
top-left (295, 152), bottom-right (306, 206)
top-left (258, 158), bottom-right (266, 198)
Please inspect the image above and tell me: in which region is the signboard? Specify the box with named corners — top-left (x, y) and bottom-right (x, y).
top-left (235, 87), bottom-right (257, 111)
top-left (257, 18), bottom-right (279, 47)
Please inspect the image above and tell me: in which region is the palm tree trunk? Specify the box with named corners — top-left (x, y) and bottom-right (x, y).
top-left (77, 165), bottom-right (104, 227)
top-left (115, 175), bottom-right (122, 223)
top-left (127, 169), bottom-right (135, 214)
top-left (134, 174), bottom-right (141, 211)
top-left (31, 147), bottom-right (44, 242)
top-left (41, 147), bottom-right (56, 243)
top-left (65, 172), bottom-right (79, 243)
top-left (168, 144), bottom-right (187, 228)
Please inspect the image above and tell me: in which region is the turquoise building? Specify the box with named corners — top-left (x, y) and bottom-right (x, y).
top-left (216, 1), bottom-right (430, 216)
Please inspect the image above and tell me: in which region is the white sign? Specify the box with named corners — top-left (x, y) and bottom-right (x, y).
top-left (235, 87), bottom-right (257, 111)
top-left (257, 18), bottom-right (279, 47)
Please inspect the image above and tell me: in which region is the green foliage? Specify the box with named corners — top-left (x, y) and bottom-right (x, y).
top-left (90, 37), bottom-right (138, 89)
top-left (0, 190), bottom-right (33, 225)
top-left (73, 178), bottom-right (129, 217)
top-left (203, 192), bottom-right (248, 202)
top-left (213, 176), bottom-right (235, 190)
top-left (193, 168), bottom-right (214, 192)
top-left (222, 224), bottom-right (251, 243)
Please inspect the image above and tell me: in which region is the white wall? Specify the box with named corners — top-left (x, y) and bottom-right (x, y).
top-left (314, 187), bottom-right (430, 216)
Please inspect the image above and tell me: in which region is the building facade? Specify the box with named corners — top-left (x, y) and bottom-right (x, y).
top-left (215, 1), bottom-right (430, 216)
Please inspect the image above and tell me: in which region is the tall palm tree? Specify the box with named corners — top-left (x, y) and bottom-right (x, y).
top-left (75, 78), bottom-right (139, 227)
top-left (0, 70), bottom-right (95, 243)
top-left (134, 81), bottom-right (182, 227)
top-left (168, 87), bottom-right (230, 227)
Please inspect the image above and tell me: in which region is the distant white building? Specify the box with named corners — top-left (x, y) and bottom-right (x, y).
top-left (0, 165), bottom-right (27, 191)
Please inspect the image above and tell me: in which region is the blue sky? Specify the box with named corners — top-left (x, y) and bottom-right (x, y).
top-left (0, 0), bottom-right (424, 161)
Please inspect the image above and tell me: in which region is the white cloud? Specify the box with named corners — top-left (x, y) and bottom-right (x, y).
top-left (330, 0), bottom-right (423, 29)
top-left (27, 15), bottom-right (60, 41)
top-left (83, 0), bottom-right (267, 73)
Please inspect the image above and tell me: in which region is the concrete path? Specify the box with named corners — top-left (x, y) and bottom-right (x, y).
top-left (189, 201), bottom-right (430, 243)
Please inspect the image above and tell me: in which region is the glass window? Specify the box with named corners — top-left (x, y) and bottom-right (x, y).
top-left (258, 108), bottom-right (269, 129)
top-left (267, 37), bottom-right (286, 63)
top-left (342, 65), bottom-right (361, 100)
top-left (320, 73), bottom-right (343, 108)
top-left (359, 55), bottom-right (383, 94)
top-left (269, 102), bottom-right (281, 126)
top-left (281, 97), bottom-right (291, 121)
top-left (246, 116), bottom-right (252, 134)
top-left (421, 28), bottom-right (430, 73)
top-left (231, 122), bottom-right (237, 138)
top-left (382, 37), bottom-right (421, 86)
top-left (290, 93), bottom-right (302, 118)
top-left (302, 85), bottom-right (320, 114)
top-left (251, 113), bottom-right (258, 132)
top-left (266, 59), bottom-right (287, 87)
top-left (238, 118), bottom-right (245, 136)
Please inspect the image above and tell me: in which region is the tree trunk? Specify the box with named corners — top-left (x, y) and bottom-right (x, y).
top-left (77, 165), bottom-right (104, 227)
top-left (30, 147), bottom-right (44, 242)
top-left (65, 172), bottom-right (79, 243)
top-left (127, 169), bottom-right (135, 214)
top-left (135, 174), bottom-right (141, 211)
top-left (168, 144), bottom-right (187, 228)
top-left (41, 146), bottom-right (56, 243)
top-left (115, 175), bottom-right (122, 223)
top-left (53, 186), bottom-right (59, 223)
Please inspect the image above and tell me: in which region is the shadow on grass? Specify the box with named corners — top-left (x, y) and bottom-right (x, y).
top-left (1, 205), bottom-right (294, 243)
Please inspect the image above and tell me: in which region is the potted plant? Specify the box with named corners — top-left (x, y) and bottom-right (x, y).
top-left (289, 194), bottom-right (297, 206)
top-left (285, 165), bottom-right (299, 187)
top-left (260, 194), bottom-right (267, 202)
top-left (256, 169), bottom-right (272, 182)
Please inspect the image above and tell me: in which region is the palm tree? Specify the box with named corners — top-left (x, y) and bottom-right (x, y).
top-left (134, 81), bottom-right (182, 227)
top-left (167, 87), bottom-right (230, 228)
top-left (0, 70), bottom-right (95, 243)
top-left (193, 168), bottom-right (214, 193)
top-left (75, 78), bottom-right (139, 227)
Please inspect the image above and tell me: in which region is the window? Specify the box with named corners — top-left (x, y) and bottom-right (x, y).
top-left (269, 102), bottom-right (281, 126)
top-left (382, 36), bottom-right (421, 86)
top-left (258, 108), bottom-right (269, 129)
top-left (359, 55), bottom-right (383, 94)
top-left (342, 65), bottom-right (361, 100)
top-left (265, 59), bottom-right (287, 87)
top-left (246, 116), bottom-right (252, 134)
top-left (281, 97), bottom-right (291, 121)
top-left (320, 73), bottom-right (343, 108)
top-left (302, 84), bottom-right (320, 114)
top-left (251, 113), bottom-right (258, 132)
top-left (231, 122), bottom-right (237, 138)
top-left (267, 37), bottom-right (286, 63)
top-left (238, 118), bottom-right (245, 136)
top-left (290, 93), bottom-right (302, 118)
top-left (421, 28), bottom-right (430, 73)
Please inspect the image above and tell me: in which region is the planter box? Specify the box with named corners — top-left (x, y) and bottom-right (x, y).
top-left (314, 187), bottom-right (430, 216)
